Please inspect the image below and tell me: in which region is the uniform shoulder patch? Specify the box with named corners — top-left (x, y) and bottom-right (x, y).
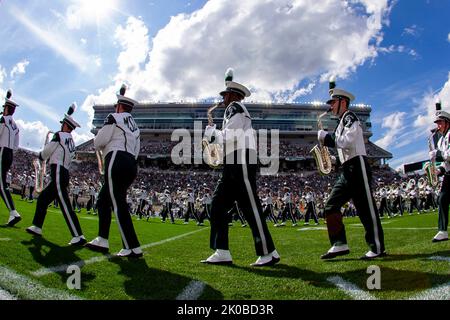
top-left (51, 132), bottom-right (61, 142)
top-left (104, 113), bottom-right (117, 125)
top-left (225, 102), bottom-right (244, 119)
top-left (343, 112), bottom-right (358, 128)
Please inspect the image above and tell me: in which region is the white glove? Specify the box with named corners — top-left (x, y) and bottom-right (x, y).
top-left (429, 150), bottom-right (437, 161)
top-left (318, 130), bottom-right (328, 143)
top-left (330, 155), bottom-right (336, 165)
top-left (204, 124), bottom-right (216, 143)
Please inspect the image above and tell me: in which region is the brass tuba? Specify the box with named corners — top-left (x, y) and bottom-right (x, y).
top-left (202, 102), bottom-right (224, 169)
top-left (311, 110), bottom-right (332, 175)
top-left (33, 131), bottom-right (54, 193)
top-left (424, 130), bottom-right (439, 187)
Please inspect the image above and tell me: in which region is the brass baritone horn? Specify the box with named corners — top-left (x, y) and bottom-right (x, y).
top-left (33, 131), bottom-right (54, 193)
top-left (202, 102), bottom-right (224, 169)
top-left (311, 110), bottom-right (332, 175)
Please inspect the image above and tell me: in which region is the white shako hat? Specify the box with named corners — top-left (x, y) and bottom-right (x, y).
top-left (4, 89), bottom-right (19, 108)
top-left (116, 84), bottom-right (138, 109)
top-left (219, 68), bottom-right (251, 98)
top-left (434, 99), bottom-right (450, 123)
top-left (326, 76), bottom-right (355, 105)
top-left (61, 102), bottom-right (81, 129)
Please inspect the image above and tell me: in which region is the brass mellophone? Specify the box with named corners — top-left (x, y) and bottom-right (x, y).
top-left (202, 102), bottom-right (224, 169)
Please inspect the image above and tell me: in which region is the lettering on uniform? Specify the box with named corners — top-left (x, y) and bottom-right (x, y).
top-left (124, 115), bottom-right (138, 132)
top-left (65, 137), bottom-right (76, 153)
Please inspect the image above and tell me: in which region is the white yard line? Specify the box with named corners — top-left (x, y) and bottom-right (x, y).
top-left (408, 282), bottom-right (450, 300)
top-left (297, 227), bottom-right (328, 231)
top-left (327, 276), bottom-right (377, 300)
top-left (428, 256), bottom-right (450, 262)
top-left (0, 265), bottom-right (82, 300)
top-left (0, 238), bottom-right (11, 241)
top-left (32, 228), bottom-right (208, 277)
top-left (176, 280), bottom-right (206, 300)
top-left (350, 225), bottom-right (436, 230)
top-left (0, 287), bottom-right (17, 300)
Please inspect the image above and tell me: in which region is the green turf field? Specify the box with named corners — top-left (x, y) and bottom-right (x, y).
top-left (0, 195), bottom-right (448, 300)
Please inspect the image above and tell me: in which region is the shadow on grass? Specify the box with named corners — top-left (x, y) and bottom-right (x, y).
top-left (21, 237), bottom-right (96, 289)
top-left (233, 260), bottom-right (450, 293)
top-left (110, 258), bottom-right (224, 300)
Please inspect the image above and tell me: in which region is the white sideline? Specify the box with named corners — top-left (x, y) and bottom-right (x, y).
top-left (176, 280), bottom-right (206, 300)
top-left (408, 282), bottom-right (450, 300)
top-left (327, 276), bottom-right (377, 300)
top-left (0, 265), bottom-right (82, 300)
top-left (32, 228), bottom-right (208, 277)
top-left (0, 238), bottom-right (11, 241)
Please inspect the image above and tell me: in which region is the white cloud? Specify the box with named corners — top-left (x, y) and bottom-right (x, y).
top-left (81, 0), bottom-right (392, 106)
top-left (10, 6), bottom-right (97, 73)
top-left (0, 66), bottom-right (6, 85)
top-left (388, 149), bottom-right (429, 171)
top-left (15, 119), bottom-right (51, 151)
top-left (15, 94), bottom-right (61, 123)
top-left (10, 60), bottom-right (30, 78)
top-left (64, 0), bottom-right (119, 30)
top-left (413, 71), bottom-right (450, 130)
top-left (72, 131), bottom-right (94, 146)
top-left (378, 45), bottom-right (419, 58)
top-left (374, 111), bottom-right (406, 149)
top-left (402, 25), bottom-right (422, 37)
top-left (448, 33), bottom-right (450, 43)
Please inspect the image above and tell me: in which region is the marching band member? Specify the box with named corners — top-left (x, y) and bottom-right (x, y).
top-left (0, 90), bottom-right (21, 226)
top-left (407, 181), bottom-right (422, 215)
top-left (183, 185), bottom-right (199, 224)
top-left (159, 188), bottom-right (174, 223)
top-left (377, 183), bottom-right (392, 218)
top-left (201, 69), bottom-right (279, 266)
top-left (198, 185), bottom-right (212, 225)
top-left (278, 185), bottom-right (297, 227)
top-left (304, 183), bottom-right (319, 225)
top-left (262, 186), bottom-right (278, 226)
top-left (317, 78), bottom-right (385, 259)
top-left (429, 105), bottom-right (450, 242)
top-left (26, 103), bottom-right (86, 245)
top-left (85, 84), bottom-right (143, 257)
